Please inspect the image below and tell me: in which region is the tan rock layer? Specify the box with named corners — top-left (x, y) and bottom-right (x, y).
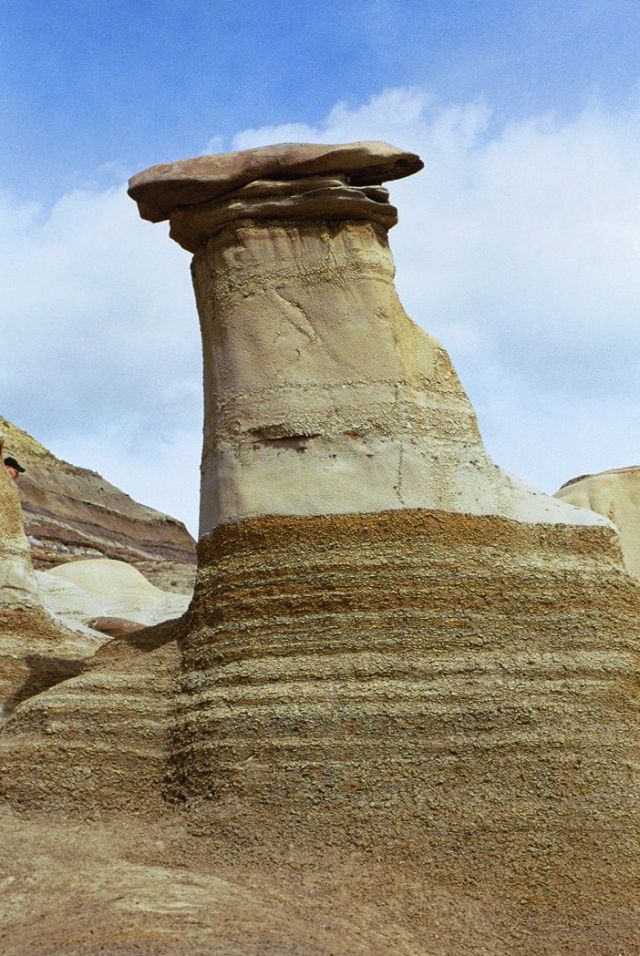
top-left (4, 509), bottom-right (639, 947)
top-left (0, 437), bottom-right (38, 604)
top-left (0, 605), bottom-right (95, 718)
top-left (173, 511), bottom-right (640, 945)
top-left (190, 218), bottom-right (603, 534)
top-left (0, 619), bottom-right (180, 810)
top-left (176, 512), bottom-right (639, 808)
top-left (0, 435), bottom-right (98, 717)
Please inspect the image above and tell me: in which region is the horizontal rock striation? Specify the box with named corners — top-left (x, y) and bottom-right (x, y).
top-left (4, 508), bottom-right (639, 948)
top-left (0, 415), bottom-right (196, 592)
top-left (1, 141), bottom-right (639, 954)
top-left (176, 514), bottom-right (640, 826)
top-left (555, 466), bottom-right (640, 580)
top-left (0, 620), bottom-right (180, 811)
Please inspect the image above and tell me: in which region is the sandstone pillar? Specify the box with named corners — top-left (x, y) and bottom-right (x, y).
top-left (129, 141), bottom-right (604, 538)
top-left (98, 143), bottom-right (640, 948)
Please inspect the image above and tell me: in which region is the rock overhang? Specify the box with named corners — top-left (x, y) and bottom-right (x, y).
top-left (128, 140), bottom-right (424, 224)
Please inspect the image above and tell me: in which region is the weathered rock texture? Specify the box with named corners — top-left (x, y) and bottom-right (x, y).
top-left (36, 558), bottom-right (190, 634)
top-left (0, 438), bottom-right (97, 718)
top-left (134, 141), bottom-right (605, 537)
top-left (555, 465), bottom-right (640, 579)
top-left (0, 437), bottom-right (38, 607)
top-left (0, 415), bottom-right (196, 592)
top-left (0, 619), bottom-right (180, 812)
top-left (0, 142), bottom-right (638, 955)
top-left (2, 510), bottom-right (639, 952)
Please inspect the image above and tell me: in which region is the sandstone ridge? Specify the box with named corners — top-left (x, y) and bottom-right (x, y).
top-left (0, 415), bottom-right (196, 591)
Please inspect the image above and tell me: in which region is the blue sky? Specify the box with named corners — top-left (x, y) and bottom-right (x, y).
top-left (1, 1), bottom-right (639, 535)
top-left (4, 0), bottom-right (640, 203)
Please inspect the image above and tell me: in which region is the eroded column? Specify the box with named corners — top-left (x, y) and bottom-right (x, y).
top-left (128, 141), bottom-right (603, 539)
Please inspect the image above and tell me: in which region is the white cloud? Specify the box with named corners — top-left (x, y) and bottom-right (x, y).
top-left (0, 184), bottom-right (202, 533)
top-left (1, 88), bottom-right (639, 536)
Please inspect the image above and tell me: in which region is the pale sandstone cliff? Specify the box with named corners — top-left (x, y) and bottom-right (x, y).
top-left (0, 415), bottom-right (196, 592)
top-left (132, 141), bottom-right (604, 535)
top-left (0, 142), bottom-right (638, 955)
top-left (555, 465), bottom-right (640, 579)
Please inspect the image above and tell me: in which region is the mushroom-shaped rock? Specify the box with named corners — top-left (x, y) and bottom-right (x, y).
top-left (1, 143), bottom-right (638, 956)
top-left (130, 141), bottom-right (605, 537)
top-left (128, 140), bottom-right (423, 223)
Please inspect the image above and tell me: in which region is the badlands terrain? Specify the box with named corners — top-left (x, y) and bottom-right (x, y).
top-left (1, 141), bottom-right (639, 955)
top-left (0, 415), bottom-right (196, 592)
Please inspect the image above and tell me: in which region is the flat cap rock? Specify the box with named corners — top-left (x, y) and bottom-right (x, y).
top-left (128, 141), bottom-right (423, 222)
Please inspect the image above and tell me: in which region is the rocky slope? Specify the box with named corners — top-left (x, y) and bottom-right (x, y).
top-left (0, 415), bottom-right (196, 592)
top-left (0, 436), bottom-right (98, 718)
top-left (555, 465), bottom-right (640, 579)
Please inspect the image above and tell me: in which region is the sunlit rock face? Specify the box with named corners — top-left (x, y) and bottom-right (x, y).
top-left (131, 141), bottom-right (605, 537)
top-left (140, 143), bottom-right (639, 939)
top-left (0, 439), bottom-right (38, 607)
top-left (555, 466), bottom-right (640, 580)
top-left (0, 144), bottom-right (637, 955)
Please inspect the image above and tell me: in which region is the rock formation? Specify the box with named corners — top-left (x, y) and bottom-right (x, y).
top-left (555, 466), bottom-right (640, 580)
top-left (131, 141), bottom-right (603, 535)
top-left (0, 437), bottom-right (38, 608)
top-left (0, 415), bottom-right (196, 592)
top-left (36, 557), bottom-right (190, 634)
top-left (0, 437), bottom-right (97, 717)
top-left (0, 142), bottom-right (639, 955)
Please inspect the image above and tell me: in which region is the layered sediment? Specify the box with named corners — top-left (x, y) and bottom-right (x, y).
top-left (555, 465), bottom-right (640, 579)
top-left (0, 141), bottom-right (638, 954)
top-left (0, 415), bottom-right (196, 591)
top-left (3, 509), bottom-right (639, 950)
top-left (0, 438), bottom-right (97, 717)
top-left (0, 619), bottom-right (180, 811)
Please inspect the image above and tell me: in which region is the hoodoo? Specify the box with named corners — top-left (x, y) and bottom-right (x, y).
top-left (1, 143), bottom-right (638, 954)
top-left (129, 140), bottom-right (604, 536)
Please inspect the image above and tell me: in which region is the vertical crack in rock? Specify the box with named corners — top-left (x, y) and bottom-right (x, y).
top-left (272, 288), bottom-right (319, 347)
